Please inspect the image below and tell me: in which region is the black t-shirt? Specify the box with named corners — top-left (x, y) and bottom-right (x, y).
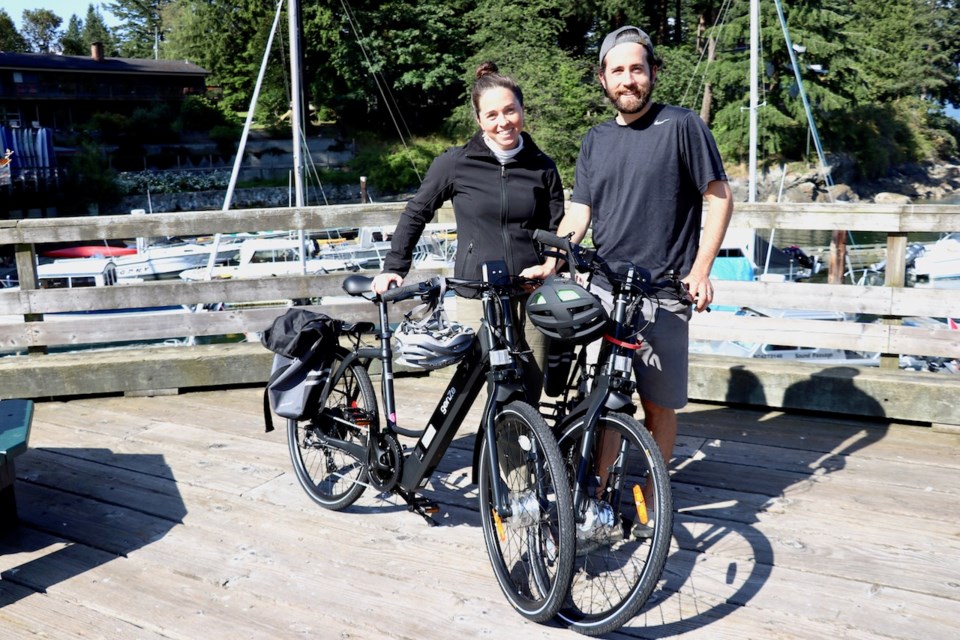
top-left (570, 103), bottom-right (727, 282)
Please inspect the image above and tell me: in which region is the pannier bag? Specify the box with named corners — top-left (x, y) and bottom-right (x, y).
top-left (261, 308), bottom-right (342, 432)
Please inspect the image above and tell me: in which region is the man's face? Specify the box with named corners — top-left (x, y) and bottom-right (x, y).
top-left (599, 42), bottom-right (657, 116)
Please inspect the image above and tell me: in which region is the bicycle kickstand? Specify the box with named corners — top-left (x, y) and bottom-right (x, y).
top-left (395, 487), bottom-right (441, 526)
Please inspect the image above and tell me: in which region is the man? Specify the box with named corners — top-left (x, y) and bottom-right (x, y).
top-left (523, 25), bottom-right (733, 466)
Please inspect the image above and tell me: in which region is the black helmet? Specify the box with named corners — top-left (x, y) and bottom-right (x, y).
top-left (526, 276), bottom-right (608, 344)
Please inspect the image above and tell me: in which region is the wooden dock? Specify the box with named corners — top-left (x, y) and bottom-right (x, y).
top-left (2, 376), bottom-right (959, 639)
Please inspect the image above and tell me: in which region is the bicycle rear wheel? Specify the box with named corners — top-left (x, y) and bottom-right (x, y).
top-left (478, 401), bottom-right (575, 623)
top-left (556, 412), bottom-right (672, 636)
top-left (287, 350), bottom-right (376, 510)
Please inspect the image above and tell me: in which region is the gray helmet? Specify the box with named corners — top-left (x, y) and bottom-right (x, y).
top-left (394, 320), bottom-right (474, 370)
top-left (526, 275), bottom-right (608, 344)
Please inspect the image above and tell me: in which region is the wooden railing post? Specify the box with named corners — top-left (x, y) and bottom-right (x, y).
top-left (13, 243), bottom-right (46, 355)
top-left (828, 230), bottom-right (846, 284)
top-left (881, 232), bottom-right (908, 370)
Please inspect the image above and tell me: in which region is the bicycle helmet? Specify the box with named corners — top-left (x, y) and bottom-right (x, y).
top-left (526, 275), bottom-right (608, 344)
top-left (394, 319), bottom-right (474, 370)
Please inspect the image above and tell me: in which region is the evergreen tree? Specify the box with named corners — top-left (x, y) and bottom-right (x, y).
top-left (84, 4), bottom-right (118, 56)
top-left (0, 10), bottom-right (29, 53)
top-left (107, 0), bottom-right (172, 58)
top-left (61, 15), bottom-right (87, 55)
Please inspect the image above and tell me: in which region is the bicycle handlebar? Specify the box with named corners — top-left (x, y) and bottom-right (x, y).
top-left (380, 278), bottom-right (440, 303)
top-left (533, 229), bottom-right (689, 303)
top-left (532, 228), bottom-right (570, 251)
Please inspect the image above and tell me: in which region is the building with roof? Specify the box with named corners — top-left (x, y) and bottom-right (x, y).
top-left (0, 43), bottom-right (208, 132)
top-left (0, 44), bottom-right (209, 217)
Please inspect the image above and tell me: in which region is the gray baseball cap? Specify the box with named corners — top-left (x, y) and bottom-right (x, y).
top-left (598, 25), bottom-right (657, 66)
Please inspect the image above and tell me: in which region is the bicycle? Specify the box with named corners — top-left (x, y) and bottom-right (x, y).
top-left (285, 260), bottom-right (575, 622)
top-left (528, 229), bottom-right (686, 636)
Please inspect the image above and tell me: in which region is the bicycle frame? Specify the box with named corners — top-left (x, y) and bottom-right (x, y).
top-left (555, 264), bottom-right (648, 521)
top-left (330, 265), bottom-right (531, 517)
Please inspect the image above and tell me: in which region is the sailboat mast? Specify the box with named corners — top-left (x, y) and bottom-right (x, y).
top-left (289, 0), bottom-right (305, 208)
top-left (748, 0), bottom-right (759, 204)
top-left (288, 0), bottom-right (308, 273)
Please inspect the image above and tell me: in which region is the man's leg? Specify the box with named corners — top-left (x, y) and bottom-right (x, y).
top-left (639, 397), bottom-right (677, 465)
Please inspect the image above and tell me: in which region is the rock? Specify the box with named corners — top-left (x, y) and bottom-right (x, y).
top-left (780, 182), bottom-right (819, 203)
top-left (872, 192), bottom-right (913, 205)
top-left (827, 184), bottom-right (858, 202)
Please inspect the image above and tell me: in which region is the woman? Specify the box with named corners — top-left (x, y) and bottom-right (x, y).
top-left (373, 61), bottom-right (564, 397)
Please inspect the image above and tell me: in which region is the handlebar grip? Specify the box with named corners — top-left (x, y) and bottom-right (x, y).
top-left (380, 280), bottom-right (433, 303)
top-left (532, 228), bottom-right (570, 250)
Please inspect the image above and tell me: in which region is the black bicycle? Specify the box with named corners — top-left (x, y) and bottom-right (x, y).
top-left (286, 260), bottom-right (575, 622)
top-left (530, 229), bottom-right (684, 636)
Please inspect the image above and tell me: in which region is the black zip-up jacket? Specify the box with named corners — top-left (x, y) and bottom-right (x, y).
top-left (382, 131), bottom-right (564, 289)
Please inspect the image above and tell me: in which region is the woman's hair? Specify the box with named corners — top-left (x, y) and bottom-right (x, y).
top-left (471, 61), bottom-right (524, 117)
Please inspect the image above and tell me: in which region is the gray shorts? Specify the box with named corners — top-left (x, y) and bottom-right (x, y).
top-left (587, 286), bottom-right (692, 409)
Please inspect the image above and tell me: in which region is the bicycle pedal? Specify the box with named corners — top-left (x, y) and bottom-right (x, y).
top-left (410, 498), bottom-right (440, 515)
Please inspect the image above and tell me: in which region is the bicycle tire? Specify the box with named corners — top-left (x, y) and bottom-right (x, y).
top-left (287, 350), bottom-right (376, 510)
top-left (477, 401), bottom-right (576, 623)
top-left (556, 412), bottom-right (673, 636)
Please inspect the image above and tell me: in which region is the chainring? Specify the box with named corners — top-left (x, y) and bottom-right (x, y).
top-left (367, 431), bottom-right (403, 492)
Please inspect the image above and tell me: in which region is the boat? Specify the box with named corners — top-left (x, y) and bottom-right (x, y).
top-left (177, 224), bottom-right (456, 282)
top-left (42, 245), bottom-right (138, 259)
top-left (912, 232), bottom-right (960, 288)
top-left (112, 240), bottom-right (219, 281)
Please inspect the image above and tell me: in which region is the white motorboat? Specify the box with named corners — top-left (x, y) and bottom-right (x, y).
top-left (177, 224), bottom-right (456, 282)
top-left (912, 232), bottom-right (960, 288)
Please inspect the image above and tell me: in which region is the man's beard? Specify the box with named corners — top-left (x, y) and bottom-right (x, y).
top-left (605, 85), bottom-right (652, 114)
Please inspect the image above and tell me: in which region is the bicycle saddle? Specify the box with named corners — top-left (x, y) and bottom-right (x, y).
top-left (343, 274), bottom-right (373, 296)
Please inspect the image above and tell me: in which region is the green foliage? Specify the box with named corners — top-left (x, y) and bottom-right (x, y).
top-left (21, 8), bottom-right (63, 53)
top-left (80, 0), bottom-right (960, 194)
top-left (824, 97), bottom-right (959, 179)
top-left (106, 0), bottom-right (173, 58)
top-left (175, 95), bottom-right (233, 133)
top-left (209, 124), bottom-right (242, 156)
top-left (115, 169), bottom-right (231, 195)
top-left (66, 141), bottom-right (119, 204)
top-left (61, 16), bottom-right (86, 55)
top-left (349, 136), bottom-right (453, 194)
top-left (0, 10), bottom-right (28, 52)
top-left (84, 4), bottom-right (118, 56)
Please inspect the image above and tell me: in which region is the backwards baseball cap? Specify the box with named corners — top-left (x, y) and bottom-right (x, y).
top-left (598, 25), bottom-right (658, 67)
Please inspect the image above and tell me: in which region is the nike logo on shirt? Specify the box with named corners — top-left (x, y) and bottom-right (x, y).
top-left (654, 118), bottom-right (670, 125)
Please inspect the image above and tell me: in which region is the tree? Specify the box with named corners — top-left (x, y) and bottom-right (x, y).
top-left (22, 9), bottom-right (64, 53)
top-left (84, 4), bottom-right (118, 56)
top-left (305, 0), bottom-right (473, 134)
top-left (0, 10), bottom-right (29, 53)
top-left (107, 0), bottom-right (173, 58)
top-left (61, 15), bottom-right (87, 55)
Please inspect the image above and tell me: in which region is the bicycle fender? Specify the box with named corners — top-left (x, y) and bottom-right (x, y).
top-left (604, 391), bottom-right (635, 413)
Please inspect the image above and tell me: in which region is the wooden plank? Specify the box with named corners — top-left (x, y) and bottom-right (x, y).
top-left (709, 280), bottom-right (960, 318)
top-left (0, 266), bottom-right (448, 316)
top-left (0, 203), bottom-right (409, 245)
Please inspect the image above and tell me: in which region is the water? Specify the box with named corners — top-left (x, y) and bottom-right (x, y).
top-left (770, 193), bottom-right (960, 249)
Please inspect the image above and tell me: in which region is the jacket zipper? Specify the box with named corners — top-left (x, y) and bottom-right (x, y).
top-left (500, 164), bottom-right (513, 274)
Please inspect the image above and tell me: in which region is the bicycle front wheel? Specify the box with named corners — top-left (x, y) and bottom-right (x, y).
top-left (557, 412), bottom-right (672, 636)
top-left (287, 350), bottom-right (376, 510)
top-left (478, 401), bottom-right (575, 623)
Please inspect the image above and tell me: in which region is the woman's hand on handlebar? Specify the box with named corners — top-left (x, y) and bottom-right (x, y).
top-left (519, 261), bottom-right (556, 281)
top-left (372, 272), bottom-right (402, 295)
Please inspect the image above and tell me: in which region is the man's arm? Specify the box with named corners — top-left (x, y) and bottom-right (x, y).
top-left (520, 201), bottom-right (593, 279)
top-left (683, 179), bottom-right (734, 312)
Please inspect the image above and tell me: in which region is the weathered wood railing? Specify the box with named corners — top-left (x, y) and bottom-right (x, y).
top-left (2, 202), bottom-right (959, 426)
